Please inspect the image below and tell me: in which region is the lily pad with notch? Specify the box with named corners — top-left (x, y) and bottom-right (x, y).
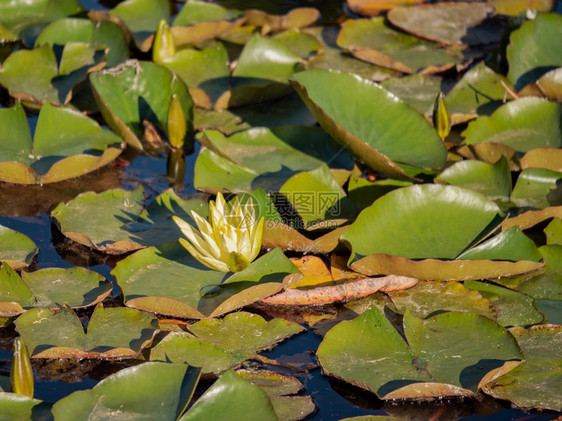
top-left (0, 264), bottom-right (112, 318)
top-left (112, 245), bottom-right (300, 319)
top-left (150, 312), bottom-right (304, 373)
top-left (317, 305), bottom-right (523, 399)
top-left (51, 187), bottom-right (207, 254)
top-left (0, 102), bottom-right (123, 184)
top-left (90, 59), bottom-right (194, 151)
top-left (14, 304), bottom-right (158, 359)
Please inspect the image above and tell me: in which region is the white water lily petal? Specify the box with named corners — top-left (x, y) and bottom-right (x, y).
top-left (174, 216), bottom-right (220, 259)
top-left (174, 192), bottom-right (265, 272)
top-left (179, 238), bottom-right (229, 271)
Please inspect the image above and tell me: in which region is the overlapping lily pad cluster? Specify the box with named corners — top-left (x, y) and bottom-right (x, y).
top-left (1, 0), bottom-right (562, 418)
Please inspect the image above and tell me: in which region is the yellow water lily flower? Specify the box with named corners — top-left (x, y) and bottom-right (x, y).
top-left (173, 193), bottom-right (264, 272)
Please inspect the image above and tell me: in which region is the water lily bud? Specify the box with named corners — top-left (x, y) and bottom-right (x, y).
top-left (10, 337), bottom-right (34, 398)
top-left (167, 94), bottom-right (187, 149)
top-left (152, 19), bottom-right (175, 63)
top-left (433, 91), bottom-right (451, 140)
top-left (167, 147), bottom-right (185, 186)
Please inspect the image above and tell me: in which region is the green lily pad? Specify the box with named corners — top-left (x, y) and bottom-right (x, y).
top-left (161, 42), bottom-right (230, 109)
top-left (379, 74), bottom-right (441, 115)
top-left (193, 93), bottom-right (316, 134)
top-left (317, 306), bottom-right (522, 399)
top-left (51, 362), bottom-right (201, 420)
top-left (0, 44), bottom-right (58, 104)
top-left (464, 281), bottom-right (543, 327)
top-left (235, 369), bottom-right (303, 396)
top-left (482, 325), bottom-right (562, 410)
top-left (290, 69), bottom-right (447, 178)
top-left (0, 264), bottom-right (112, 317)
top-left (536, 67), bottom-right (562, 101)
top-left (15, 304), bottom-right (158, 358)
top-left (0, 0), bottom-right (84, 40)
top-left (0, 102), bottom-right (123, 184)
top-left (112, 244), bottom-right (299, 318)
top-left (35, 18), bottom-right (129, 67)
top-left (507, 13), bottom-right (562, 90)
top-left (110, 0), bottom-right (170, 51)
top-left (337, 17), bottom-right (462, 74)
top-left (461, 97), bottom-right (562, 153)
top-left (388, 281), bottom-right (497, 320)
top-left (347, 175), bottom-right (412, 211)
top-left (150, 312), bottom-right (304, 373)
top-left (387, 3), bottom-right (500, 46)
top-left (305, 26), bottom-right (397, 82)
top-left (435, 157), bottom-right (512, 200)
top-left (179, 370), bottom-right (277, 421)
top-left (445, 62), bottom-right (515, 124)
top-left (342, 184), bottom-right (503, 262)
top-left (0, 225), bottom-right (38, 270)
top-left (511, 168), bottom-right (562, 209)
top-left (215, 35), bottom-right (303, 109)
top-left (517, 245), bottom-right (562, 301)
top-left (271, 29), bottom-right (321, 59)
top-left (90, 59), bottom-right (194, 151)
top-left (194, 126), bottom-right (354, 193)
top-left (0, 40), bottom-right (110, 107)
top-left (457, 226), bottom-right (542, 262)
top-left (168, 0), bottom-right (245, 48)
top-left (0, 393), bottom-right (51, 421)
top-left (279, 165), bottom-right (356, 228)
top-left (51, 187), bottom-right (207, 254)
top-left (236, 369), bottom-right (316, 421)
top-left (545, 218), bottom-right (562, 245)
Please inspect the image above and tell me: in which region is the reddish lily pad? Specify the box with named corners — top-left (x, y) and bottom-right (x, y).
top-left (337, 18), bottom-right (462, 74)
top-left (346, 0), bottom-right (424, 16)
top-left (387, 3), bottom-right (500, 46)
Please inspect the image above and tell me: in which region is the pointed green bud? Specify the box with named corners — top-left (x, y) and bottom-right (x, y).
top-left (10, 337), bottom-right (34, 398)
top-left (167, 94), bottom-right (187, 149)
top-left (433, 91), bottom-right (451, 140)
top-left (152, 19), bottom-right (175, 63)
top-left (167, 147), bottom-right (185, 186)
